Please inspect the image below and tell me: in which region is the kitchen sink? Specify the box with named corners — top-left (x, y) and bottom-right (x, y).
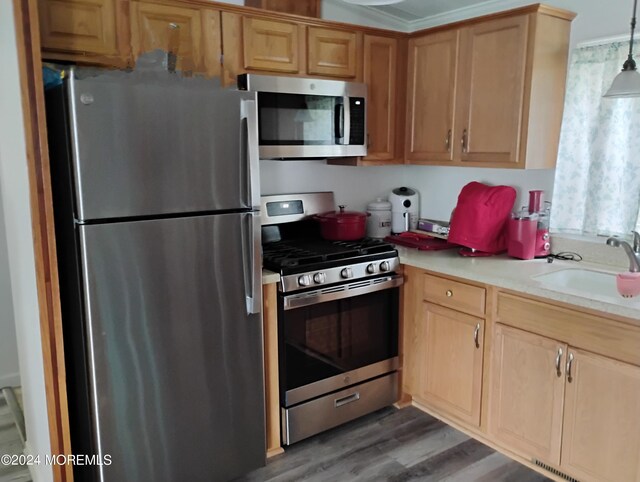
top-left (532, 268), bottom-right (620, 300)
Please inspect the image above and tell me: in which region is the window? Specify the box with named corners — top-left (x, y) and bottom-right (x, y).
top-left (550, 41), bottom-right (640, 236)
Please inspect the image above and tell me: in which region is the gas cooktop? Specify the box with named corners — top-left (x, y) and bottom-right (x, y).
top-left (262, 237), bottom-right (396, 274)
top-left (260, 192), bottom-right (401, 293)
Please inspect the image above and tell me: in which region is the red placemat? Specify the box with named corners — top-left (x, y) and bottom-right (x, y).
top-left (384, 232), bottom-right (458, 251)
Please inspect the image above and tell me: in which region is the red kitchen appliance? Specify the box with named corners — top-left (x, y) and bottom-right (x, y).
top-left (507, 190), bottom-right (551, 259)
top-left (528, 190), bottom-right (551, 257)
top-left (448, 182), bottom-right (517, 255)
top-left (507, 211), bottom-right (538, 259)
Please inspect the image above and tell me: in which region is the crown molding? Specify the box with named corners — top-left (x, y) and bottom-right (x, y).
top-left (577, 34), bottom-right (629, 48)
top-left (403, 0), bottom-right (532, 31)
top-left (323, 0), bottom-right (410, 32)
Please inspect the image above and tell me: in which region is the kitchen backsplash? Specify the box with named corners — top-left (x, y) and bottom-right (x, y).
top-left (260, 160), bottom-right (555, 222)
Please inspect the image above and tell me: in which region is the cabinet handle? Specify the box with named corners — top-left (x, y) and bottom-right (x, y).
top-left (445, 289), bottom-right (453, 297)
top-left (555, 347), bottom-right (563, 377)
top-left (473, 323), bottom-right (480, 349)
top-left (461, 129), bottom-right (468, 153)
top-left (566, 352), bottom-right (574, 382)
top-left (445, 129), bottom-right (451, 152)
top-left (167, 23), bottom-right (181, 73)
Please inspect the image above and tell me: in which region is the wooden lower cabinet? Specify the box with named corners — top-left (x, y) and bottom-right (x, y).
top-left (489, 324), bottom-right (566, 465)
top-left (404, 274), bottom-right (640, 482)
top-left (561, 348), bottom-right (640, 482)
top-left (416, 302), bottom-right (484, 426)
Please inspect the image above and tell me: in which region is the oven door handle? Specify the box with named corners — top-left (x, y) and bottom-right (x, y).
top-left (282, 275), bottom-right (403, 311)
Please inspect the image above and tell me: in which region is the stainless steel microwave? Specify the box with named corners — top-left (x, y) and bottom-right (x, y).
top-left (238, 74), bottom-right (367, 159)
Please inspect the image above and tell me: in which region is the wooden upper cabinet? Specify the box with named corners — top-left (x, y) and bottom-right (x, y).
top-left (406, 6), bottom-right (574, 168)
top-left (489, 324), bottom-right (566, 465)
top-left (417, 303), bottom-right (484, 427)
top-left (307, 27), bottom-right (360, 79)
top-left (245, 0), bottom-right (321, 18)
top-left (38, 0), bottom-right (126, 61)
top-left (130, 2), bottom-right (203, 72)
top-left (243, 17), bottom-right (300, 73)
top-left (363, 35), bottom-right (397, 162)
top-left (455, 15), bottom-right (528, 165)
top-left (405, 30), bottom-right (458, 163)
top-left (561, 348), bottom-right (640, 482)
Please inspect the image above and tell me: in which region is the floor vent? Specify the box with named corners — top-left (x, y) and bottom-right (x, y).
top-left (533, 459), bottom-right (579, 482)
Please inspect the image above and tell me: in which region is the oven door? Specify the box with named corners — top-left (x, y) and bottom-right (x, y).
top-left (257, 91), bottom-right (366, 159)
top-left (279, 275), bottom-right (402, 407)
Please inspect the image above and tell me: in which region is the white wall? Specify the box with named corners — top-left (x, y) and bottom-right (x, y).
top-left (0, 2), bottom-right (53, 481)
top-left (259, 0), bottom-right (628, 221)
top-left (0, 184), bottom-right (20, 389)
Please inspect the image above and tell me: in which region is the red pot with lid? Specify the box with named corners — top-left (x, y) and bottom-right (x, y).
top-left (315, 205), bottom-right (369, 241)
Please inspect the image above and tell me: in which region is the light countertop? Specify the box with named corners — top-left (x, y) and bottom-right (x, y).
top-left (262, 269), bottom-right (280, 285)
top-left (397, 247), bottom-right (640, 322)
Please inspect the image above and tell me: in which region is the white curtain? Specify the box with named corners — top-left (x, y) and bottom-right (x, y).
top-left (550, 41), bottom-right (640, 236)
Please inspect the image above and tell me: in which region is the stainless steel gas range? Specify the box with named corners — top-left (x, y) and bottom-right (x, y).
top-left (261, 192), bottom-right (403, 445)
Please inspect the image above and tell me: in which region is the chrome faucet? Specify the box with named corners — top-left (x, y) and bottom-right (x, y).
top-left (607, 231), bottom-right (640, 272)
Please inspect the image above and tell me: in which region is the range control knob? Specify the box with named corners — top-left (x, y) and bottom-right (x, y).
top-left (380, 261), bottom-right (391, 272)
top-left (313, 272), bottom-right (326, 284)
top-left (340, 267), bottom-right (353, 279)
top-left (366, 263), bottom-right (376, 274)
top-left (298, 275), bottom-right (311, 287)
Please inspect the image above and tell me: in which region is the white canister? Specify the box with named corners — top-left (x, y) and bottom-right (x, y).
top-left (366, 198), bottom-right (392, 238)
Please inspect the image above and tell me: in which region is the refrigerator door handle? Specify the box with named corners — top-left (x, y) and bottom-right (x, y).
top-left (243, 98), bottom-right (261, 210)
top-left (243, 211), bottom-right (262, 315)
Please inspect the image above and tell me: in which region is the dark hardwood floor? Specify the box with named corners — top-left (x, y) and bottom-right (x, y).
top-left (236, 407), bottom-right (551, 482)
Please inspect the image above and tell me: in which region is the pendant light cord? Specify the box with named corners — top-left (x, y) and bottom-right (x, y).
top-left (625, 0), bottom-right (638, 70)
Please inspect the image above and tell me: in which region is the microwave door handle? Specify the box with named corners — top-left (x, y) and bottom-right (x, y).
top-left (334, 102), bottom-right (344, 143)
top-left (342, 96), bottom-right (350, 146)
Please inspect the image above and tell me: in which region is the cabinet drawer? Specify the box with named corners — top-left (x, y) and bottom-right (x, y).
top-left (423, 273), bottom-right (486, 316)
top-left (496, 291), bottom-right (640, 366)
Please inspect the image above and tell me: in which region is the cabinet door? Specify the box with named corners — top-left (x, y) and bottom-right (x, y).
top-left (130, 2), bottom-right (203, 72)
top-left (455, 15), bottom-right (528, 165)
top-left (38, 0), bottom-right (120, 56)
top-left (245, 0), bottom-right (321, 18)
top-left (363, 35), bottom-right (397, 161)
top-left (405, 30), bottom-right (458, 162)
top-left (307, 27), bottom-right (359, 78)
top-left (561, 348), bottom-right (640, 482)
top-left (418, 303), bottom-right (484, 426)
top-left (243, 17), bottom-right (300, 73)
top-left (489, 324), bottom-right (566, 465)
top-left (202, 10), bottom-right (222, 79)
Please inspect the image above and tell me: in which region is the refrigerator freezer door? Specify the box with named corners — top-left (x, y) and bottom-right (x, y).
top-left (78, 213), bottom-right (265, 482)
top-left (67, 72), bottom-right (258, 221)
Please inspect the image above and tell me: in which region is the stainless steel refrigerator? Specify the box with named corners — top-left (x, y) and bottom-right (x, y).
top-left (45, 67), bottom-right (264, 482)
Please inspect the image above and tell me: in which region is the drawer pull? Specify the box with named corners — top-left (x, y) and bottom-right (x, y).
top-left (446, 289), bottom-right (453, 297)
top-left (555, 347), bottom-right (563, 377)
top-left (566, 353), bottom-right (574, 383)
top-left (473, 323), bottom-right (480, 348)
top-left (334, 392), bottom-right (360, 408)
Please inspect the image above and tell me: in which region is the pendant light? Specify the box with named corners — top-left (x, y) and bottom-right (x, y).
top-left (604, 0), bottom-right (640, 97)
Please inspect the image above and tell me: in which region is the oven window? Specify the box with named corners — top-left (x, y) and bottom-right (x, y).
top-left (280, 289), bottom-right (399, 392)
top-left (258, 92), bottom-right (337, 146)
